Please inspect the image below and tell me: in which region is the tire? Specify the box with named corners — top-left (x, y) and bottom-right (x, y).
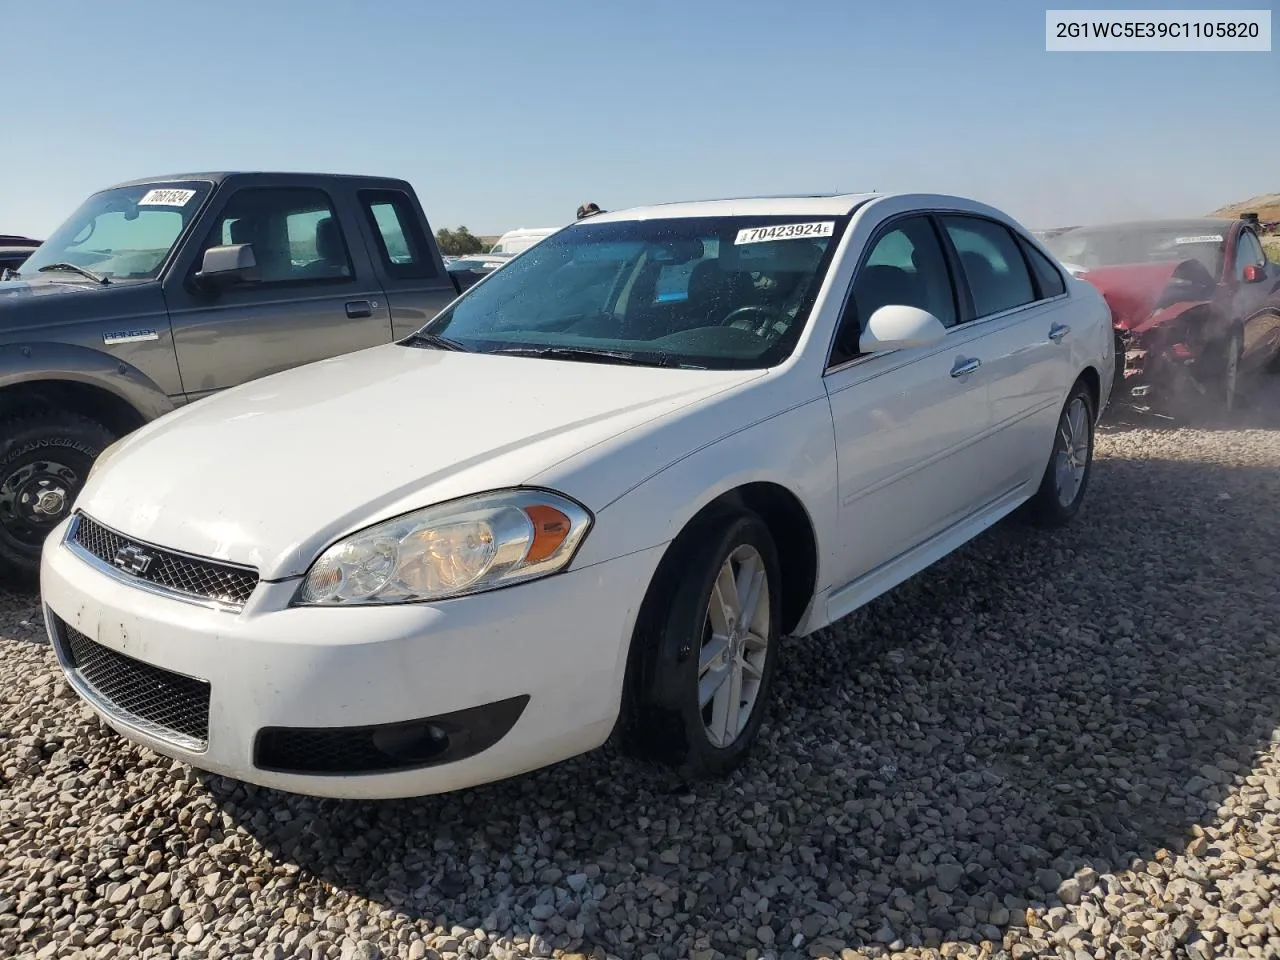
top-left (617, 511), bottom-right (782, 779)
top-left (1027, 380), bottom-right (1096, 528)
top-left (0, 411), bottom-right (115, 584)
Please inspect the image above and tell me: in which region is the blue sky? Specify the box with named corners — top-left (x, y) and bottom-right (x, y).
top-left (2, 0), bottom-right (1274, 237)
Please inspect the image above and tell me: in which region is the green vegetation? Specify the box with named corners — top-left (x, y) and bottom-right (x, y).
top-left (435, 226), bottom-right (486, 256)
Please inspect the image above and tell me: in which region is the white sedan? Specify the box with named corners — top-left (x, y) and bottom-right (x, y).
top-left (40, 193), bottom-right (1114, 799)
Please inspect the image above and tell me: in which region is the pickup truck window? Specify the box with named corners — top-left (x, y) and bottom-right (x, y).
top-left (358, 189), bottom-right (437, 280)
top-left (17, 181), bottom-right (212, 281)
top-left (203, 187), bottom-right (353, 285)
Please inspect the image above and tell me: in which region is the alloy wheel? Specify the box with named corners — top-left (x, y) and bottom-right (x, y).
top-left (1054, 397), bottom-right (1090, 509)
top-left (697, 543), bottom-right (771, 748)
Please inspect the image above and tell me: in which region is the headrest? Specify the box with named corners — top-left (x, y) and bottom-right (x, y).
top-left (229, 219), bottom-right (257, 246)
top-left (315, 217), bottom-right (343, 261)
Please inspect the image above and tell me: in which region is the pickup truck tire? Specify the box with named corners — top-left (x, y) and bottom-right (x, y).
top-left (0, 411), bottom-right (115, 585)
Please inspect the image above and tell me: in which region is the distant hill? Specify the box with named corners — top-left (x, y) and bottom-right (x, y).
top-left (1211, 192), bottom-right (1280, 222)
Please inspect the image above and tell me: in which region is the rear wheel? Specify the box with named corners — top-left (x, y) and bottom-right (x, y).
top-left (0, 412), bottom-right (114, 584)
top-left (1027, 381), bottom-right (1095, 528)
top-left (617, 512), bottom-right (782, 779)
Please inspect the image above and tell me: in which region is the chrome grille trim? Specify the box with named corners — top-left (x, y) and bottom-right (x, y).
top-left (65, 513), bottom-right (259, 612)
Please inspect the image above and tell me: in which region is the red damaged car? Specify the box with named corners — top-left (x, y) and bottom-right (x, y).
top-left (1042, 218), bottom-right (1280, 412)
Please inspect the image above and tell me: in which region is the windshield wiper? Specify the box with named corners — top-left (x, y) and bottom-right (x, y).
top-left (37, 262), bottom-right (109, 285)
top-left (400, 332), bottom-right (468, 352)
top-left (490, 346), bottom-right (691, 368)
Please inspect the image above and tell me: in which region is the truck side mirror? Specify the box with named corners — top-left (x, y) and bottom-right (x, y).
top-left (194, 243), bottom-right (260, 289)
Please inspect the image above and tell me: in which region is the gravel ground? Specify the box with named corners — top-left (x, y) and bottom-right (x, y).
top-left (3, 384), bottom-right (1280, 960)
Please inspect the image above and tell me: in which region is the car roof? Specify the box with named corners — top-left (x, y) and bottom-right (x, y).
top-left (1061, 217), bottom-right (1238, 235)
top-left (103, 171), bottom-right (409, 190)
top-left (582, 194), bottom-right (880, 221)
top-left (578, 192), bottom-right (1034, 227)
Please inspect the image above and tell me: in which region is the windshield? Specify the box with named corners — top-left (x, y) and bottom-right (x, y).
top-left (1043, 225), bottom-right (1226, 277)
top-left (421, 214), bottom-right (847, 369)
top-left (17, 181), bottom-right (213, 281)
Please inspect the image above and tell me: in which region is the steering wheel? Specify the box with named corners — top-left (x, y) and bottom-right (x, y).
top-left (723, 304), bottom-right (787, 339)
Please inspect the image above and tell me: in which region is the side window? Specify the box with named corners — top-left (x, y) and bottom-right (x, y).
top-left (1234, 229), bottom-right (1265, 279)
top-left (830, 216), bottom-right (957, 366)
top-left (1018, 236), bottom-right (1066, 298)
top-left (359, 189), bottom-right (438, 280)
top-left (941, 216), bottom-right (1036, 318)
top-left (202, 187), bottom-right (352, 285)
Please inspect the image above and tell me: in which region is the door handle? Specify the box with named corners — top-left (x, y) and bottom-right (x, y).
top-left (1049, 322), bottom-right (1071, 343)
top-left (345, 300), bottom-right (373, 319)
top-left (950, 356), bottom-right (981, 378)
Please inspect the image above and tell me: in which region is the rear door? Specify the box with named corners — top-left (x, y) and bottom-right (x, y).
top-left (163, 184), bottom-right (393, 398)
top-left (937, 215), bottom-right (1076, 493)
top-left (354, 187), bottom-right (460, 339)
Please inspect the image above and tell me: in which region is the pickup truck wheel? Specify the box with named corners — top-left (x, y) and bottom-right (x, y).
top-left (617, 512), bottom-right (782, 779)
top-left (0, 412), bottom-right (115, 584)
top-left (1027, 381), bottom-right (1095, 528)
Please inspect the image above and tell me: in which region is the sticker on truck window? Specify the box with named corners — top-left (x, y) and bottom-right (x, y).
top-left (735, 221), bottom-right (835, 245)
top-left (138, 188), bottom-right (197, 207)
top-left (1174, 234), bottom-right (1223, 244)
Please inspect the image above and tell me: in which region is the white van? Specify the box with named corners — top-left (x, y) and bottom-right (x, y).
top-left (489, 227), bottom-right (560, 257)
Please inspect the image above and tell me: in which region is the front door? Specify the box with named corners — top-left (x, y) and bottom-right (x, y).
top-left (163, 185), bottom-right (393, 398)
top-left (1227, 226), bottom-right (1280, 370)
top-left (823, 214), bottom-right (997, 594)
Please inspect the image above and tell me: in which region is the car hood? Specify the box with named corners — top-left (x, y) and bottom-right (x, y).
top-left (1078, 260), bottom-right (1216, 333)
top-left (77, 344), bottom-right (763, 577)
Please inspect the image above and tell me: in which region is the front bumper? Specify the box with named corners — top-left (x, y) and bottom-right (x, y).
top-left (1115, 330), bottom-right (1201, 404)
top-left (41, 518), bottom-right (663, 799)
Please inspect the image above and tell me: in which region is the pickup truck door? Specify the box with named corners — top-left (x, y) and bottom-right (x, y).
top-left (352, 187), bottom-right (460, 338)
top-left (162, 184), bottom-right (394, 398)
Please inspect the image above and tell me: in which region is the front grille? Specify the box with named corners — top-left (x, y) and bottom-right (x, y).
top-left (57, 619), bottom-right (210, 750)
top-left (71, 513), bottom-right (259, 609)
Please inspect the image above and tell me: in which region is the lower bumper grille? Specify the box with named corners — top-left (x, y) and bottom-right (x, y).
top-left (54, 616), bottom-right (210, 751)
top-left (254, 696), bottom-right (529, 776)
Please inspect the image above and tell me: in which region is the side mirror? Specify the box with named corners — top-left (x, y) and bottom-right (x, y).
top-left (194, 243), bottom-right (260, 288)
top-left (858, 304), bottom-right (948, 353)
top-left (1243, 263), bottom-right (1266, 283)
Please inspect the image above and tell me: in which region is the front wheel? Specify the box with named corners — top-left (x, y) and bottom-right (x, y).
top-left (0, 412), bottom-right (114, 584)
top-left (1027, 381), bottom-right (1095, 528)
top-left (1223, 328), bottom-right (1243, 413)
top-left (617, 512), bottom-right (782, 779)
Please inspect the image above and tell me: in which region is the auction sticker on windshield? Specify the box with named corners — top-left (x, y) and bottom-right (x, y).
top-left (1175, 234), bottom-right (1223, 244)
top-left (735, 221), bottom-right (835, 244)
top-left (138, 188), bottom-right (197, 207)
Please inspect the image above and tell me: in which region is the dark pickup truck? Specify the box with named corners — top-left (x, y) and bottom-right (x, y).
top-left (0, 172), bottom-right (464, 581)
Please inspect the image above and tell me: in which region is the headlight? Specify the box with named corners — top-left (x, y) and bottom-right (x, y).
top-left (295, 489), bottom-right (592, 606)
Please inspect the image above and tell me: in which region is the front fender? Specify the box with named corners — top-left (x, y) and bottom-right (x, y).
top-left (0, 341), bottom-right (175, 421)
top-left (563, 393), bottom-right (840, 599)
